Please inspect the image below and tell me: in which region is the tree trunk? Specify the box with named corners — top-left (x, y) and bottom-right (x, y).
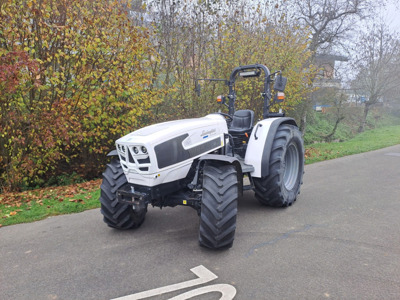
top-left (299, 94), bottom-right (313, 136)
top-left (358, 103), bottom-right (370, 133)
top-left (324, 116), bottom-right (344, 142)
top-left (300, 110), bottom-right (307, 136)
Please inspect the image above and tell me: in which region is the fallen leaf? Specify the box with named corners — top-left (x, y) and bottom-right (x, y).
top-left (0, 179), bottom-right (101, 207)
top-left (9, 211), bottom-right (17, 216)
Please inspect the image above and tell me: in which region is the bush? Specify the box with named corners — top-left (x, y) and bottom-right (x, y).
top-left (0, 0), bottom-right (163, 192)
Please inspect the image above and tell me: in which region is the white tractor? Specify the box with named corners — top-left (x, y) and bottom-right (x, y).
top-left (99, 64), bottom-right (304, 249)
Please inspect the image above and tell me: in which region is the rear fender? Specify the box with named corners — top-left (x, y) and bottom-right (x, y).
top-left (245, 117), bottom-right (297, 178)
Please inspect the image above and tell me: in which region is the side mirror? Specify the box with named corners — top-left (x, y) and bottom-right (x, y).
top-left (273, 75), bottom-right (287, 92)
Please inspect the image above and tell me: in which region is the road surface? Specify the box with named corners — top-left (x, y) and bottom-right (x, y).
top-left (1, 145), bottom-right (400, 299)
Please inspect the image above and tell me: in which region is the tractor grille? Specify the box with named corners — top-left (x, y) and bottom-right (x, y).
top-left (116, 143), bottom-right (151, 173)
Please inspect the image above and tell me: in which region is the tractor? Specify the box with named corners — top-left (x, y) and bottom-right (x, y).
top-left (99, 64), bottom-right (304, 249)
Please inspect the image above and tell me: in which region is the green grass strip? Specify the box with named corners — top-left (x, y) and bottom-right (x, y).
top-left (305, 125), bottom-right (400, 164)
top-left (1, 181), bottom-right (101, 227)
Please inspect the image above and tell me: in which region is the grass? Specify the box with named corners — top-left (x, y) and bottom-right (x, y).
top-left (0, 180), bottom-right (101, 227)
top-left (1, 125), bottom-right (400, 227)
top-left (305, 125), bottom-right (400, 164)
top-left (303, 107), bottom-right (400, 145)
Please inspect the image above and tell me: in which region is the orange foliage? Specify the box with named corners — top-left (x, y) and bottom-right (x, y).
top-left (0, 0), bottom-right (163, 191)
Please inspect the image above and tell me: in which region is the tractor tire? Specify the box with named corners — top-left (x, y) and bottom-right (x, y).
top-left (99, 158), bottom-right (146, 229)
top-left (199, 161), bottom-right (238, 249)
top-left (254, 124), bottom-right (304, 207)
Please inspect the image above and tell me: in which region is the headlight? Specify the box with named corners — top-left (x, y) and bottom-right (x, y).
top-left (141, 146), bottom-right (147, 154)
top-left (133, 147), bottom-right (139, 154)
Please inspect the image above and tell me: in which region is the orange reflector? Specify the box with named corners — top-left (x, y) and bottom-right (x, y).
top-left (217, 95), bottom-right (223, 103)
top-left (245, 132), bottom-right (249, 138)
top-left (277, 92), bottom-right (285, 100)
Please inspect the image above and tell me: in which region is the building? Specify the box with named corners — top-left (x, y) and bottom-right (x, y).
top-left (313, 54), bottom-right (348, 111)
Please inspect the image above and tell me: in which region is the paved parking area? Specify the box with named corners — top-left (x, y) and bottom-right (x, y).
top-left (1, 145), bottom-right (400, 299)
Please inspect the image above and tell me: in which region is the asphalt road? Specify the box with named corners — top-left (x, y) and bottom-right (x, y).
top-left (1, 145), bottom-right (400, 300)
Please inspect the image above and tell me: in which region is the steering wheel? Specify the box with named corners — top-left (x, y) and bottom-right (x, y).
top-left (218, 112), bottom-right (233, 122)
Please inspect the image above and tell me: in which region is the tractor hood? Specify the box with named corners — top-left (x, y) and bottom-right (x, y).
top-left (114, 114), bottom-right (228, 186)
top-left (116, 113), bottom-right (227, 146)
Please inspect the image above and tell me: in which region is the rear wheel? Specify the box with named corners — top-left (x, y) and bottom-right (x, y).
top-left (99, 158), bottom-right (146, 229)
top-left (199, 162), bottom-right (238, 249)
top-left (254, 124), bottom-right (304, 207)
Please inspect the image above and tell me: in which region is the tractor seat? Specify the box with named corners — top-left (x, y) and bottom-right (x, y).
top-left (228, 110), bottom-right (254, 134)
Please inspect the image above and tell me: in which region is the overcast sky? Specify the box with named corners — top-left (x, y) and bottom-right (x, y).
top-left (382, 0), bottom-right (400, 33)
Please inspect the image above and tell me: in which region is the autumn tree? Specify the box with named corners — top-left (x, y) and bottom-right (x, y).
top-left (144, 0), bottom-right (222, 119)
top-left (0, 0), bottom-right (162, 191)
top-left (288, 0), bottom-right (382, 134)
top-left (351, 23), bottom-right (400, 132)
top-left (292, 0), bottom-right (378, 54)
top-left (0, 0), bottom-right (319, 191)
top-left (143, 0), bottom-right (316, 121)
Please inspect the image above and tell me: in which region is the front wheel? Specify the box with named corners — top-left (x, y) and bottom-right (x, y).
top-left (199, 162), bottom-right (238, 249)
top-left (99, 158), bottom-right (147, 229)
top-left (254, 124), bottom-right (304, 207)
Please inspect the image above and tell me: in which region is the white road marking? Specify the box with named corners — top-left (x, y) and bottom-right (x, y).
top-left (112, 265), bottom-right (220, 300)
top-left (169, 284), bottom-right (236, 300)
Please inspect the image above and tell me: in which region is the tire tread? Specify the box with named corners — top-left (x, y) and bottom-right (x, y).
top-left (254, 124), bottom-right (304, 207)
top-left (199, 162), bottom-right (238, 249)
top-left (99, 158), bottom-right (146, 229)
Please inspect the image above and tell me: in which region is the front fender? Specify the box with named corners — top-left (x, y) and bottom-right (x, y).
top-left (107, 149), bottom-right (118, 157)
top-left (198, 154), bottom-right (243, 196)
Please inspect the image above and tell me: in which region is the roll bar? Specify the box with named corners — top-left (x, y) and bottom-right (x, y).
top-left (195, 64), bottom-right (285, 119)
top-left (227, 64), bottom-right (272, 119)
